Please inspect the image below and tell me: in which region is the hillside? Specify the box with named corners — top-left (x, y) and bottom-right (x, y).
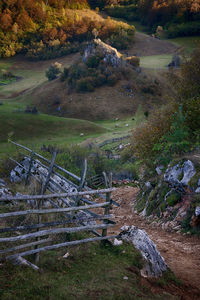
top-left (0, 1), bottom-right (135, 59)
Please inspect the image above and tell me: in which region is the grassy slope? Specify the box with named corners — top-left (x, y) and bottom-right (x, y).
top-left (0, 100), bottom-right (107, 158)
top-left (0, 242), bottom-right (178, 300)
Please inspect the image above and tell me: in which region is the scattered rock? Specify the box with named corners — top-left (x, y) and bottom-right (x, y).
top-left (63, 252), bottom-right (70, 258)
top-left (113, 238), bottom-right (123, 246)
top-left (145, 181), bottom-right (152, 190)
top-left (156, 165), bottom-right (164, 175)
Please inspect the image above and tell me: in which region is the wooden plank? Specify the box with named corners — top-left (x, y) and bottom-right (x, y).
top-left (0, 202), bottom-right (110, 218)
top-left (0, 239), bottom-right (51, 255)
top-left (6, 235), bottom-right (117, 259)
top-left (0, 188), bottom-right (116, 202)
top-left (0, 215), bottom-right (114, 233)
top-left (0, 224), bottom-right (114, 243)
top-left (9, 256), bottom-right (39, 271)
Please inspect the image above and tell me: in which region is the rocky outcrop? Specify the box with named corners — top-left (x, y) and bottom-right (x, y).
top-left (0, 179), bottom-right (12, 198)
top-left (135, 159), bottom-right (200, 233)
top-left (120, 225), bottom-right (167, 277)
top-left (83, 38), bottom-right (123, 67)
top-left (164, 160), bottom-right (196, 186)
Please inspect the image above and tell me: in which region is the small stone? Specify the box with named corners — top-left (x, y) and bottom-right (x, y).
top-left (123, 276), bottom-right (128, 280)
top-left (63, 252), bottom-right (70, 258)
top-left (113, 238), bottom-right (123, 246)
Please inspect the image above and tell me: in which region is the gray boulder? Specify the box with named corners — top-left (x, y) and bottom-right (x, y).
top-left (83, 38), bottom-right (122, 67)
top-left (195, 206), bottom-right (200, 217)
top-left (120, 225), bottom-right (167, 277)
top-left (164, 160), bottom-right (196, 186)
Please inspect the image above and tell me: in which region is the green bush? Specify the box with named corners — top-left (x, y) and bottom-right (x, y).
top-left (167, 192), bottom-right (181, 206)
top-left (86, 55), bottom-right (101, 68)
top-left (45, 62), bottom-right (62, 81)
top-left (167, 22), bottom-right (200, 38)
top-left (76, 77), bottom-right (95, 92)
top-left (60, 67), bottom-right (69, 82)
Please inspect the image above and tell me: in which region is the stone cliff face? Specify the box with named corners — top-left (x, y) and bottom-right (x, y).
top-left (135, 159), bottom-right (200, 233)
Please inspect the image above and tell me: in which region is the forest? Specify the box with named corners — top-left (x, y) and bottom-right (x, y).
top-left (103, 0), bottom-right (200, 36)
top-left (0, 0), bottom-right (134, 59)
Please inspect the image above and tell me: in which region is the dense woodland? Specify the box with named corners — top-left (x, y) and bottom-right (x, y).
top-left (0, 0), bottom-right (134, 59)
top-left (103, 0), bottom-right (200, 37)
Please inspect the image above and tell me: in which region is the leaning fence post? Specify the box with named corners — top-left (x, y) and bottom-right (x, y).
top-left (35, 151), bottom-right (57, 263)
top-left (101, 172), bottom-right (112, 241)
top-left (25, 151), bottom-right (35, 185)
top-left (76, 159), bottom-right (87, 207)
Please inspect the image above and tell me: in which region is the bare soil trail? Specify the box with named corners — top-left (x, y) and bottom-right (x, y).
top-left (108, 186), bottom-right (200, 298)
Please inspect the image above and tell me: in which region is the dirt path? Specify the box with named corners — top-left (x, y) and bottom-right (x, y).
top-left (108, 186), bottom-right (200, 297)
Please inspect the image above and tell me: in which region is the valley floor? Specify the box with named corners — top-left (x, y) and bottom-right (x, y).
top-left (108, 186), bottom-right (200, 299)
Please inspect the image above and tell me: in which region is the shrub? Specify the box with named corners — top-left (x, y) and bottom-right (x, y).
top-left (132, 104), bottom-right (175, 161)
top-left (106, 73), bottom-right (119, 86)
top-left (46, 62), bottom-right (62, 81)
top-left (86, 55), bottom-right (101, 68)
top-left (167, 22), bottom-right (200, 38)
top-left (126, 56), bottom-right (140, 67)
top-left (60, 67), bottom-right (69, 82)
top-left (167, 191), bottom-right (181, 206)
top-left (76, 77), bottom-right (95, 92)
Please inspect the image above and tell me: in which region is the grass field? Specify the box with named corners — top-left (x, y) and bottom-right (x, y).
top-left (0, 240), bottom-right (179, 300)
top-left (0, 100), bottom-right (108, 158)
top-left (0, 100), bottom-right (145, 159)
top-left (140, 54), bottom-right (172, 69)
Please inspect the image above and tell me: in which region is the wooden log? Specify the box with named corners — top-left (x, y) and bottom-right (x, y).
top-left (0, 215), bottom-right (113, 233)
top-left (30, 157), bottom-right (78, 188)
top-left (0, 188), bottom-right (116, 202)
top-left (6, 235), bottom-right (117, 259)
top-left (0, 238), bottom-right (51, 255)
top-left (0, 202), bottom-right (110, 219)
top-left (9, 256), bottom-right (39, 271)
top-left (0, 224), bottom-right (114, 242)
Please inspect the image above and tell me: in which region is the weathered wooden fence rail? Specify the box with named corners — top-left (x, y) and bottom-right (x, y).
top-left (0, 141), bottom-right (119, 269)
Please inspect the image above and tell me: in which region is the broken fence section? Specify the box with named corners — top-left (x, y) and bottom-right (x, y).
top-left (0, 141), bottom-right (119, 269)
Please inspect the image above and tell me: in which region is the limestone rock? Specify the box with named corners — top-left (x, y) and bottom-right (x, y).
top-left (156, 165), bottom-right (164, 175)
top-left (0, 179), bottom-right (6, 187)
top-left (164, 160), bottom-right (196, 186)
top-left (195, 206), bottom-right (200, 217)
top-left (120, 225), bottom-right (167, 277)
top-left (83, 38), bottom-right (122, 67)
top-left (145, 181), bottom-right (152, 190)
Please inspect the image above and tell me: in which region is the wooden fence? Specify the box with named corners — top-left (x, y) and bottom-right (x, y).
top-left (0, 141), bottom-right (118, 269)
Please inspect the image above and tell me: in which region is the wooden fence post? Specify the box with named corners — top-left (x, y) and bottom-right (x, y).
top-left (35, 151), bottom-right (57, 263)
top-left (25, 151), bottom-right (35, 185)
top-left (101, 172), bottom-right (112, 241)
top-left (75, 159), bottom-right (87, 207)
